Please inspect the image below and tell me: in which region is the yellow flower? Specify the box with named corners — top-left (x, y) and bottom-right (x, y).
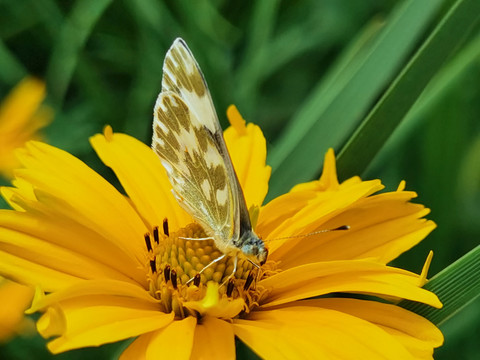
top-left (0, 77), bottom-right (52, 179)
top-left (0, 277), bottom-right (35, 342)
top-left (0, 105), bottom-right (443, 359)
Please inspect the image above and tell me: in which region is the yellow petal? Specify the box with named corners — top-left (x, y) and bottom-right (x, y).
top-left (419, 250), bottom-right (434, 287)
top-left (0, 77), bottom-right (52, 178)
top-left (0, 250), bottom-right (82, 291)
top-left (299, 298), bottom-right (443, 358)
top-left (0, 225), bottom-right (143, 289)
top-left (261, 162), bottom-right (435, 267)
top-left (224, 105), bottom-right (271, 208)
top-left (290, 148), bottom-right (339, 192)
top-left (145, 317), bottom-right (196, 360)
top-left (0, 209), bottom-right (145, 287)
top-left (12, 141), bottom-right (147, 265)
top-left (37, 304), bottom-right (66, 338)
top-left (191, 316), bottom-right (235, 360)
top-left (0, 78), bottom-right (46, 133)
top-left (90, 128), bottom-right (191, 231)
top-left (28, 279), bottom-right (157, 313)
top-left (120, 332), bottom-right (151, 360)
top-left (260, 260), bottom-right (442, 308)
top-left (261, 149), bottom-right (435, 266)
top-left (258, 178), bottom-right (383, 252)
top-left (1, 178), bottom-right (36, 210)
top-left (234, 306), bottom-right (414, 359)
top-left (0, 278), bottom-right (34, 342)
top-left (271, 192), bottom-right (436, 268)
top-left (44, 296), bottom-right (174, 353)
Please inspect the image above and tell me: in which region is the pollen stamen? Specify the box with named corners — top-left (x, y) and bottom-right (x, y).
top-left (164, 264), bottom-right (171, 282)
top-left (145, 223), bottom-right (277, 319)
top-left (153, 226), bottom-right (160, 244)
top-left (163, 218), bottom-right (169, 236)
top-left (144, 233), bottom-right (152, 252)
top-left (193, 273), bottom-right (200, 287)
top-left (244, 271), bottom-right (255, 291)
top-left (171, 269), bottom-right (178, 289)
top-left (226, 278), bottom-right (235, 297)
top-left (149, 257), bottom-right (157, 273)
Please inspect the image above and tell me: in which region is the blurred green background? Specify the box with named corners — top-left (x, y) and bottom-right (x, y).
top-left (0, 0), bottom-right (479, 359)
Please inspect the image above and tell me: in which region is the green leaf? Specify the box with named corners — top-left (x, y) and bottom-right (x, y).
top-left (0, 39), bottom-right (26, 84)
top-left (46, 0), bottom-right (113, 107)
top-left (336, 0), bottom-right (480, 180)
top-left (367, 31), bottom-right (480, 168)
top-left (235, 0), bottom-right (281, 115)
top-left (399, 245), bottom-right (480, 326)
top-left (267, 0), bottom-right (445, 198)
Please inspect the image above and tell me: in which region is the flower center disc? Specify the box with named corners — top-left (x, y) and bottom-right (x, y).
top-left (146, 223), bottom-right (267, 319)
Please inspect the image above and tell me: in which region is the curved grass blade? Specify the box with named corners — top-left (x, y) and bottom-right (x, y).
top-left (336, 0), bottom-right (480, 180)
top-left (369, 31), bottom-right (480, 167)
top-left (46, 0), bottom-right (113, 107)
top-left (0, 40), bottom-right (26, 84)
top-left (235, 0), bottom-right (281, 115)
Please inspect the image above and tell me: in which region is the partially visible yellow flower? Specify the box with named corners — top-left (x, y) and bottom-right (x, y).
top-left (0, 276), bottom-right (35, 342)
top-left (0, 106), bottom-right (443, 359)
top-left (0, 77), bottom-right (52, 179)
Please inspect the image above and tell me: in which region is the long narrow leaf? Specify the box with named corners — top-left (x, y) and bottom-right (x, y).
top-left (336, 0), bottom-right (480, 179)
top-left (0, 40), bottom-right (26, 84)
top-left (267, 0), bottom-right (445, 198)
top-left (46, 0), bottom-right (113, 107)
top-left (235, 0), bottom-right (281, 115)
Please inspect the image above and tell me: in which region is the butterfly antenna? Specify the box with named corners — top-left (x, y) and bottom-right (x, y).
top-left (179, 236), bottom-right (215, 241)
top-left (268, 225), bottom-right (350, 242)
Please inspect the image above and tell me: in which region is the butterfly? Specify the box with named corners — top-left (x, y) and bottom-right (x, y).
top-left (151, 38), bottom-right (268, 281)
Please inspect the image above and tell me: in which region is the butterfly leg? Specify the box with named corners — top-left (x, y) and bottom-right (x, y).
top-left (221, 254), bottom-right (238, 287)
top-left (186, 253), bottom-right (226, 285)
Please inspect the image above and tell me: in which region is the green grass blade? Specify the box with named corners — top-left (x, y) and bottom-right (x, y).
top-left (30, 0), bottom-right (64, 37)
top-left (0, 39), bottom-right (26, 84)
top-left (235, 0), bottom-right (281, 115)
top-left (367, 33), bottom-right (480, 179)
top-left (46, 0), bottom-right (113, 108)
top-left (336, 0), bottom-right (480, 180)
top-left (267, 0), bottom-right (445, 198)
top-left (399, 245), bottom-right (480, 326)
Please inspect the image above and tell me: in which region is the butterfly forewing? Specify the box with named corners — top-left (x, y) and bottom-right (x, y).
top-left (160, 38), bottom-right (220, 136)
top-left (152, 39), bottom-right (245, 251)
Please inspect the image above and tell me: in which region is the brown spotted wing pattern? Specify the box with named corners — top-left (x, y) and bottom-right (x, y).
top-left (152, 38), bottom-right (262, 258)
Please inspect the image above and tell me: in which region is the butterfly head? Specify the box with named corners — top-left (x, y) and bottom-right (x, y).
top-left (238, 230), bottom-right (268, 266)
